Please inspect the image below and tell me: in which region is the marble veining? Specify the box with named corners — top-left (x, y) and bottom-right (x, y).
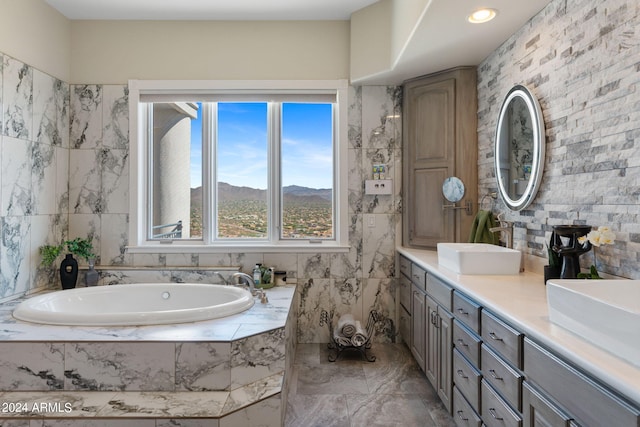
top-left (2, 56), bottom-right (33, 140)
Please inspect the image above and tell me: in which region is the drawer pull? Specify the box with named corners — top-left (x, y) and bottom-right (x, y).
top-left (489, 408), bottom-right (504, 421)
top-left (457, 308), bottom-right (469, 315)
top-left (488, 369), bottom-right (503, 381)
top-left (456, 369), bottom-right (468, 379)
top-left (456, 410), bottom-right (469, 421)
top-left (456, 338), bottom-right (469, 348)
top-left (488, 332), bottom-right (503, 342)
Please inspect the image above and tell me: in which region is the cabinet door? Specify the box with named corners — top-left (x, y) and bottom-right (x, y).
top-left (411, 285), bottom-right (426, 371)
top-left (425, 295), bottom-right (439, 387)
top-left (437, 306), bottom-right (453, 413)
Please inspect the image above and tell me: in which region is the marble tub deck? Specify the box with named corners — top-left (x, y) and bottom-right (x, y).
top-left (0, 285), bottom-right (296, 426)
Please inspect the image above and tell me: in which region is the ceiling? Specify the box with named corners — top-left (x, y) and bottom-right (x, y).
top-left (44, 0), bottom-right (553, 84)
top-left (44, 0), bottom-right (380, 21)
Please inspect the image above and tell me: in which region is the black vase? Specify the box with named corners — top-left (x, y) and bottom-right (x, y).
top-left (543, 265), bottom-right (561, 284)
top-left (60, 254), bottom-right (78, 290)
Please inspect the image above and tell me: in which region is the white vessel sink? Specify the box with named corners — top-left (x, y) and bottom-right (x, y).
top-left (436, 243), bottom-right (521, 275)
top-left (547, 279), bottom-right (640, 367)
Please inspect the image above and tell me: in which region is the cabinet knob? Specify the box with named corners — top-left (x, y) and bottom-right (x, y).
top-left (456, 369), bottom-right (468, 379)
top-left (456, 410), bottom-right (469, 422)
top-left (488, 369), bottom-right (504, 381)
top-left (457, 308), bottom-right (469, 315)
top-left (456, 338), bottom-right (469, 348)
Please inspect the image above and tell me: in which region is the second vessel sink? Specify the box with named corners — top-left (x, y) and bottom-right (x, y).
top-left (547, 279), bottom-right (640, 367)
top-left (437, 243), bottom-right (521, 275)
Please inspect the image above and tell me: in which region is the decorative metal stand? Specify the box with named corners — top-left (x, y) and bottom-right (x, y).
top-left (320, 309), bottom-right (378, 362)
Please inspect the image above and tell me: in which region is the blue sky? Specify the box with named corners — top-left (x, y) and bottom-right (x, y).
top-left (189, 102), bottom-right (333, 190)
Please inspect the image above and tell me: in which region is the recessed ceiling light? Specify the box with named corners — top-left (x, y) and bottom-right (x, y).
top-left (468, 8), bottom-right (497, 24)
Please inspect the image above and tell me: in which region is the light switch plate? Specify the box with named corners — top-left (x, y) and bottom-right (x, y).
top-left (365, 179), bottom-right (393, 195)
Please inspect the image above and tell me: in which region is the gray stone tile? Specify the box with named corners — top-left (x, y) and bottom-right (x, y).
top-left (346, 393), bottom-right (437, 427)
top-left (286, 394), bottom-right (349, 427)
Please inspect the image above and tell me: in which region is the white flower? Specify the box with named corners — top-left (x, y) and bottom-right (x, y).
top-left (579, 226), bottom-right (616, 248)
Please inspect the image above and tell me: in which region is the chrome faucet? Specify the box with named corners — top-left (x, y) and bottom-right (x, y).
top-left (211, 271), bottom-right (230, 286)
top-left (490, 221), bottom-right (513, 248)
top-left (231, 272), bottom-right (256, 295)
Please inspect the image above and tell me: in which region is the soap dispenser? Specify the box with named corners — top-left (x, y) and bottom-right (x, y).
top-left (252, 264), bottom-right (262, 286)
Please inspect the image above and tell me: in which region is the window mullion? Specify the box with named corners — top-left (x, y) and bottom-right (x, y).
top-left (204, 103), bottom-right (215, 244)
top-left (268, 102), bottom-right (281, 243)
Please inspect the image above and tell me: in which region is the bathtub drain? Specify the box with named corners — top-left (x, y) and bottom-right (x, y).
top-left (162, 291), bottom-right (171, 300)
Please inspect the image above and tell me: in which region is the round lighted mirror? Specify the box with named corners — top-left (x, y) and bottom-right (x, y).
top-left (442, 177), bottom-right (465, 203)
top-left (494, 85), bottom-right (545, 211)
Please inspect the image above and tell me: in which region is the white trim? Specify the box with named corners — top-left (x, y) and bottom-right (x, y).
top-left (128, 79), bottom-right (349, 253)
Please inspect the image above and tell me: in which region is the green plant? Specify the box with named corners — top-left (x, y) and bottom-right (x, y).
top-left (39, 244), bottom-right (62, 267)
top-left (64, 237), bottom-right (96, 261)
top-left (39, 237), bottom-right (96, 267)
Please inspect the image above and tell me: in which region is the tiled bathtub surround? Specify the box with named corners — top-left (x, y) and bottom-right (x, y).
top-left (478, 0), bottom-right (640, 279)
top-left (0, 285), bottom-right (296, 426)
top-left (0, 49), bottom-right (402, 342)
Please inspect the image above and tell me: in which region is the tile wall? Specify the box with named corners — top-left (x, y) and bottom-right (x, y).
top-left (0, 52), bottom-right (402, 343)
top-left (478, 0), bottom-right (640, 279)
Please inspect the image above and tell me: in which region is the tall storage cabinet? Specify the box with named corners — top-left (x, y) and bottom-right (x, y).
top-left (403, 67), bottom-right (478, 248)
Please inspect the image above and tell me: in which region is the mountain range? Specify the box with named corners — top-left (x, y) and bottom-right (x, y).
top-left (191, 183), bottom-right (332, 205)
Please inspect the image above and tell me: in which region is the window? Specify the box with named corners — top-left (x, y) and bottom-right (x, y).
top-left (128, 80), bottom-right (348, 252)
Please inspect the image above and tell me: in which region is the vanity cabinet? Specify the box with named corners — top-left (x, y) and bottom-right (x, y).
top-left (522, 381), bottom-right (573, 427)
top-left (524, 338), bottom-right (640, 426)
top-left (411, 283), bottom-right (427, 371)
top-left (398, 255), bottom-right (412, 346)
top-left (425, 274), bottom-right (453, 412)
top-left (402, 67), bottom-right (478, 248)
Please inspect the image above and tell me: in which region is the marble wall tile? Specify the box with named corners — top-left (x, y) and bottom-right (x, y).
top-left (0, 343), bottom-right (64, 390)
top-left (2, 136), bottom-right (32, 216)
top-left (175, 342), bottom-right (231, 391)
top-left (361, 86), bottom-right (400, 150)
top-left (64, 343), bottom-right (175, 391)
top-left (33, 70), bottom-right (69, 148)
top-left (0, 216), bottom-right (31, 298)
top-left (2, 57), bottom-right (32, 140)
top-left (55, 146), bottom-right (69, 214)
top-left (40, 421), bottom-right (155, 427)
top-left (101, 148), bottom-right (128, 214)
top-left (30, 141), bottom-right (56, 215)
top-left (157, 420), bottom-right (219, 427)
top-left (362, 213), bottom-right (395, 279)
top-left (362, 278), bottom-right (396, 343)
top-left (100, 214), bottom-right (129, 265)
top-left (69, 149), bottom-right (102, 214)
top-left (0, 54), bottom-right (3, 135)
top-left (348, 85), bottom-right (362, 149)
top-left (102, 86), bottom-right (128, 150)
top-left (70, 85), bottom-right (102, 149)
top-left (29, 214), bottom-right (60, 289)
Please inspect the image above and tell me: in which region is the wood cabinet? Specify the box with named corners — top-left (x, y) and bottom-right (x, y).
top-left (425, 275), bottom-right (453, 412)
top-left (403, 67), bottom-right (478, 248)
top-left (522, 381), bottom-right (573, 427)
top-left (410, 283), bottom-right (426, 371)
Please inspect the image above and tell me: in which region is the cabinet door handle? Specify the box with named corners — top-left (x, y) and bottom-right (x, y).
top-left (488, 369), bottom-right (503, 381)
top-left (488, 332), bottom-right (503, 342)
top-left (456, 410), bottom-right (468, 421)
top-left (457, 308), bottom-right (469, 315)
top-left (456, 369), bottom-right (468, 379)
top-left (489, 408), bottom-right (503, 421)
top-left (456, 338), bottom-right (469, 348)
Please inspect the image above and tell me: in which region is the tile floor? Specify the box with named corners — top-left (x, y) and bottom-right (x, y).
top-left (285, 342), bottom-right (457, 427)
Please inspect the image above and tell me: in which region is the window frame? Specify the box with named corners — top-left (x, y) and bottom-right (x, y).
top-left (128, 79), bottom-right (349, 253)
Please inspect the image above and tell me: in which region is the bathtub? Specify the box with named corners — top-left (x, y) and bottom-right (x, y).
top-left (12, 283), bottom-right (255, 326)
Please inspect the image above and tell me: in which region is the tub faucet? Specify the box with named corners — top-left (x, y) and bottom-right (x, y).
top-left (231, 272), bottom-right (256, 295)
top-left (211, 271), bottom-right (230, 286)
top-left (490, 221), bottom-right (513, 248)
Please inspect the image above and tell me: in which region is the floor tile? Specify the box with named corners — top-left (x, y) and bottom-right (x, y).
top-left (286, 343), bottom-right (456, 427)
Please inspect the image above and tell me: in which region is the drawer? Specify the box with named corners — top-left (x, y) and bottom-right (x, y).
top-left (522, 381), bottom-right (573, 427)
top-left (410, 263), bottom-right (427, 290)
top-left (481, 344), bottom-right (523, 412)
top-left (453, 386), bottom-right (482, 427)
top-left (453, 291), bottom-right (481, 333)
top-left (524, 338), bottom-right (640, 426)
top-left (399, 255), bottom-right (411, 278)
top-left (481, 310), bottom-right (523, 369)
top-left (453, 319), bottom-right (481, 367)
top-left (454, 348), bottom-right (481, 410)
top-left (481, 380), bottom-right (522, 427)
top-left (426, 273), bottom-right (452, 310)
top-left (399, 275), bottom-right (412, 312)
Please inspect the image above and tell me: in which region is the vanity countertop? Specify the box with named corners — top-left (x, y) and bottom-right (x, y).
top-left (397, 247), bottom-right (640, 405)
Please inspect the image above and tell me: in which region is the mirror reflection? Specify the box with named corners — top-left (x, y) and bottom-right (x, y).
top-left (495, 85), bottom-right (545, 211)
